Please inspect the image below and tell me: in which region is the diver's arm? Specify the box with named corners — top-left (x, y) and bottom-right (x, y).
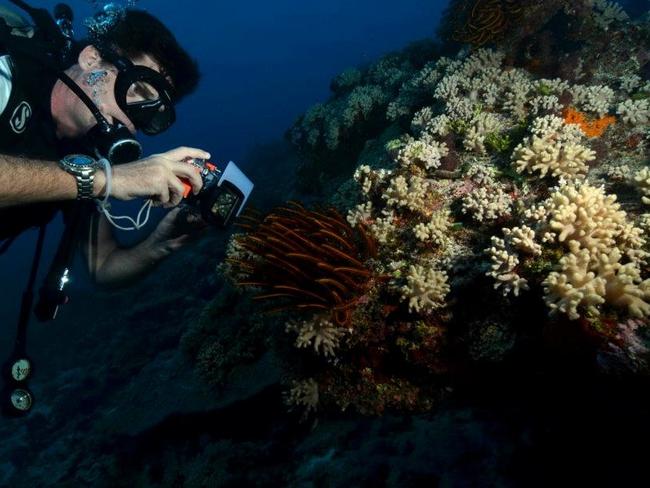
top-left (82, 211), bottom-right (170, 287)
top-left (82, 206), bottom-right (206, 287)
top-left (0, 154), bottom-right (106, 207)
top-left (0, 146), bottom-right (207, 209)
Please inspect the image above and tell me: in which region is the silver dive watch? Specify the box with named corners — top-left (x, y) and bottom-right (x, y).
top-left (59, 154), bottom-right (101, 200)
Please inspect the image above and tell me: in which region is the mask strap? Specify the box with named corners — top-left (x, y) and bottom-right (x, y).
top-left (94, 158), bottom-right (153, 231)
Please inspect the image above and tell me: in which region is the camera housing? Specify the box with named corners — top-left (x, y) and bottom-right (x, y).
top-left (182, 159), bottom-right (253, 227)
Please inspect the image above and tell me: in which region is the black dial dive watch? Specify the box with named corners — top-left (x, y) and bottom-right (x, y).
top-left (58, 154), bottom-right (102, 200)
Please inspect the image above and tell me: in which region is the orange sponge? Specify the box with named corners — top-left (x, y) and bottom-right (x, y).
top-left (563, 107), bottom-right (616, 138)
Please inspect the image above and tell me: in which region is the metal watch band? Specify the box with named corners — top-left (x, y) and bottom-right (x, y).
top-left (59, 155), bottom-right (97, 201)
top-left (76, 170), bottom-right (95, 200)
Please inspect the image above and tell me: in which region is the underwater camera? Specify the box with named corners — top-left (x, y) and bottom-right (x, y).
top-left (181, 158), bottom-right (254, 228)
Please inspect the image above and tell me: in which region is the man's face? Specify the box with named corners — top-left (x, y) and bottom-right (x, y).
top-left (58, 45), bottom-right (165, 138)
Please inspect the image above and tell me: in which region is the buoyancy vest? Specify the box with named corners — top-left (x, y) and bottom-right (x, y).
top-left (0, 10), bottom-right (72, 242)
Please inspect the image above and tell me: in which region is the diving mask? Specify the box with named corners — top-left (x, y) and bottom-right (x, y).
top-left (98, 45), bottom-right (176, 136)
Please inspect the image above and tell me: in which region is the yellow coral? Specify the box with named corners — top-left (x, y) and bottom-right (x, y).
top-left (543, 242), bottom-right (650, 320)
top-left (513, 136), bottom-right (595, 180)
top-left (535, 182), bottom-right (644, 256)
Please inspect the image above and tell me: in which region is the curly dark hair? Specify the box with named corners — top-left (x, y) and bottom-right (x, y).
top-left (81, 9), bottom-right (200, 101)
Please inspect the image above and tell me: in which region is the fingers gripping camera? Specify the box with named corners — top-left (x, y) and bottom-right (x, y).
top-left (182, 159), bottom-right (254, 227)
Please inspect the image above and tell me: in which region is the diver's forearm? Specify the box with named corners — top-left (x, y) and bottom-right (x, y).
top-left (94, 240), bottom-right (167, 287)
top-left (0, 155), bottom-right (106, 207)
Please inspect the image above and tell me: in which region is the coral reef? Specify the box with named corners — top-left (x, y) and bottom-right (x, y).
top-left (219, 1), bottom-right (650, 417)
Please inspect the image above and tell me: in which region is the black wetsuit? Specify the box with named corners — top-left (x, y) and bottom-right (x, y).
top-left (0, 43), bottom-right (72, 243)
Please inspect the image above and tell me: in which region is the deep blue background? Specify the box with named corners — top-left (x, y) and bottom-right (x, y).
top-left (0, 0), bottom-right (445, 361)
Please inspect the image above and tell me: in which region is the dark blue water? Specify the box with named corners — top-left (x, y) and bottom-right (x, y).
top-left (0, 0), bottom-right (443, 345)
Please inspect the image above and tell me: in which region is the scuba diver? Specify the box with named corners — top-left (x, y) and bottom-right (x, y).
top-left (0, 1), bottom-right (253, 416)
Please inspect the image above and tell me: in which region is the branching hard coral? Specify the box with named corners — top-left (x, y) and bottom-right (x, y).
top-left (395, 135), bottom-right (449, 170)
top-left (543, 244), bottom-right (607, 319)
top-left (286, 316), bottom-right (347, 357)
top-left (331, 68), bottom-right (363, 94)
top-left (369, 209), bottom-right (398, 244)
top-left (531, 182), bottom-right (645, 256)
top-left (486, 236), bottom-right (530, 296)
top-left (346, 201), bottom-right (374, 227)
top-left (341, 85), bottom-right (389, 128)
top-left (617, 99), bottom-right (649, 125)
top-left (571, 84), bottom-right (616, 117)
top-left (226, 202), bottom-right (378, 326)
top-left (400, 264), bottom-right (450, 313)
top-left (413, 210), bottom-right (452, 245)
top-left (619, 74), bottom-right (642, 94)
top-left (513, 136), bottom-right (596, 179)
top-left (503, 225), bottom-right (543, 255)
top-left (383, 173), bottom-right (430, 213)
top-left (605, 164), bottom-right (632, 183)
top-left (387, 61), bottom-right (441, 121)
top-left (462, 112), bottom-right (505, 154)
top-left (529, 95), bottom-right (563, 116)
top-left (544, 243), bottom-right (650, 320)
top-left (461, 185), bottom-right (513, 222)
top-left (513, 116), bottom-right (596, 180)
top-left (284, 378), bottom-right (319, 413)
top-left (587, 0), bottom-right (629, 31)
top-left (633, 168), bottom-right (650, 205)
top-left (353, 164), bottom-right (391, 195)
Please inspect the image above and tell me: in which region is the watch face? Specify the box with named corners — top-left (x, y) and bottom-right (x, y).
top-left (65, 154), bottom-right (95, 167)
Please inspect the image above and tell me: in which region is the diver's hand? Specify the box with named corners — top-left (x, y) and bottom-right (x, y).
top-left (97, 147), bottom-right (209, 207)
top-left (146, 206), bottom-right (209, 257)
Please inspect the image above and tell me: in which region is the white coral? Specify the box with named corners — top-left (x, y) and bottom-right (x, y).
top-left (462, 112), bottom-right (504, 154)
top-left (401, 264), bottom-right (450, 313)
top-left (534, 78), bottom-right (570, 95)
top-left (571, 84), bottom-right (615, 116)
top-left (396, 135), bottom-right (449, 170)
top-left (619, 75), bottom-right (642, 93)
top-left (353, 165), bottom-right (391, 195)
top-left (486, 237), bottom-right (529, 297)
top-left (617, 99), bottom-right (649, 125)
top-left (633, 167), bottom-right (650, 205)
top-left (286, 317), bottom-right (346, 357)
top-left (503, 225), bottom-right (542, 255)
top-left (413, 209), bottom-right (451, 245)
top-left (284, 379), bottom-right (319, 413)
top-left (347, 201), bottom-right (373, 226)
top-left (369, 210), bottom-right (396, 244)
top-left (529, 95), bottom-right (562, 115)
top-left (425, 114), bottom-right (452, 137)
top-left (383, 173), bottom-right (429, 212)
top-left (543, 245), bottom-right (606, 319)
top-left (461, 186), bottom-right (513, 222)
